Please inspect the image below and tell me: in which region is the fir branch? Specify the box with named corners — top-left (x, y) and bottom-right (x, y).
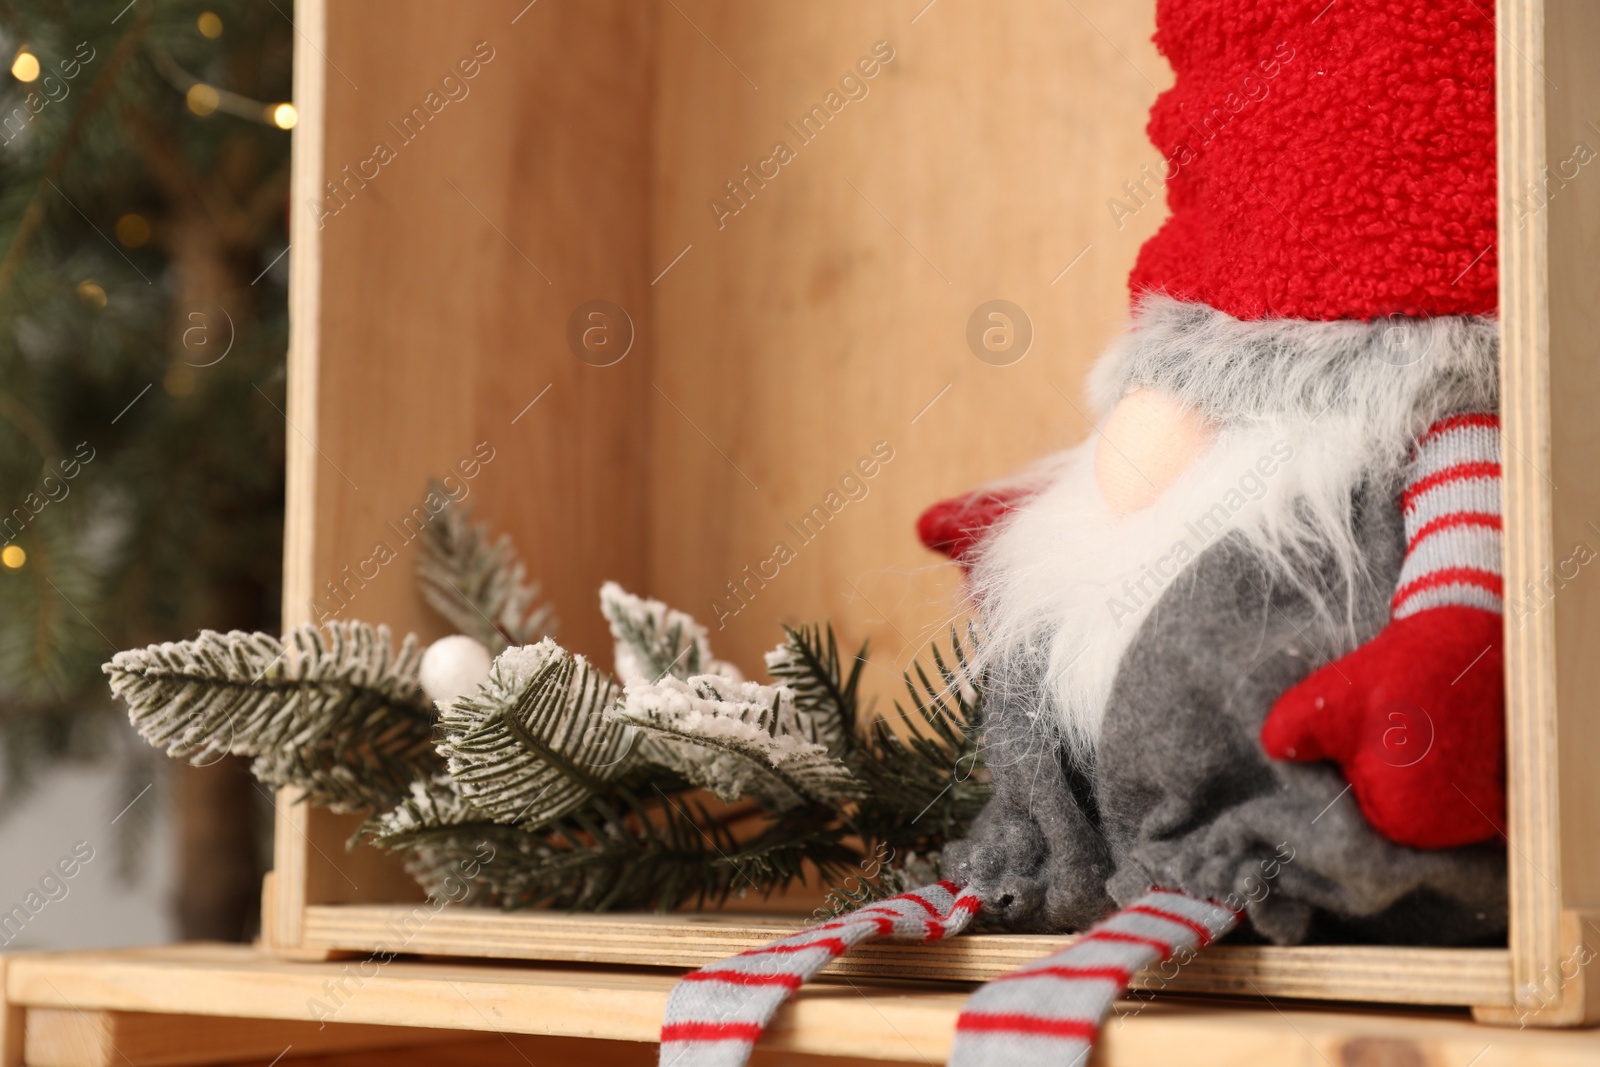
top-left (1, 510), bottom-right (107, 705)
top-left (612, 673), bottom-right (864, 811)
top-left (364, 774), bottom-right (491, 848)
top-left (847, 625), bottom-right (990, 850)
top-left (409, 789), bottom-right (857, 913)
top-left (434, 638), bottom-right (637, 829)
top-left (377, 813), bottom-right (539, 908)
top-left (103, 623), bottom-right (438, 812)
top-left (600, 581), bottom-right (714, 685)
top-left (417, 490), bottom-right (554, 652)
top-left (763, 623), bottom-right (862, 757)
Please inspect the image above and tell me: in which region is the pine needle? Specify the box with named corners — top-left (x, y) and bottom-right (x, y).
top-left (417, 489), bottom-right (555, 652)
top-left (104, 622), bottom-right (439, 812)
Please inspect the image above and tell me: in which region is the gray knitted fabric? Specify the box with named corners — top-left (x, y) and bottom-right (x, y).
top-left (946, 473), bottom-right (1507, 945)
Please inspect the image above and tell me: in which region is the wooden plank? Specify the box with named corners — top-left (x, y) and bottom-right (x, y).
top-left (0, 957), bottom-right (23, 1067)
top-left (273, 0), bottom-right (331, 954)
top-left (299, 905), bottom-right (1513, 1007)
top-left (287, 1036), bottom-right (654, 1067)
top-left (286, 1036), bottom-right (660, 1067)
top-left (314, 1035), bottom-right (922, 1067)
top-left (1538, 5), bottom-right (1600, 957)
top-left (284, 1034), bottom-right (919, 1067)
top-left (1057, 999), bottom-right (1600, 1067)
top-left (1496, 0), bottom-right (1600, 1026)
top-left (22, 1008), bottom-right (462, 1067)
top-left (5, 946), bottom-right (1597, 1066)
top-left (5, 946), bottom-right (949, 1056)
top-left (1534, 0), bottom-right (1600, 1030)
top-left (1497, 0), bottom-right (1559, 1026)
top-left (281, 0), bottom-right (327, 641)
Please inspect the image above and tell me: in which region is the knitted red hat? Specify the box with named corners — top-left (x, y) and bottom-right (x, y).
top-left (1128, 0), bottom-right (1497, 322)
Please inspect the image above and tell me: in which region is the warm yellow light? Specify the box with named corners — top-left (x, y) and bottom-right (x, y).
top-left (76, 280), bottom-right (107, 307)
top-left (197, 12), bottom-right (223, 38)
top-left (186, 83), bottom-right (220, 116)
top-left (116, 213), bottom-right (151, 248)
top-left (269, 102), bottom-right (298, 130)
top-left (10, 50), bottom-right (39, 82)
top-left (1, 545), bottom-right (25, 569)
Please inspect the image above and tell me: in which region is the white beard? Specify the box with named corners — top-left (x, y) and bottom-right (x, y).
top-left (969, 298), bottom-right (1499, 759)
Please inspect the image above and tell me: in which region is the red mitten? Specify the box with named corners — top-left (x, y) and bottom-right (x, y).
top-left (1263, 412), bottom-right (1506, 850)
top-left (916, 485), bottom-right (1036, 564)
top-left (1261, 607), bottom-right (1504, 849)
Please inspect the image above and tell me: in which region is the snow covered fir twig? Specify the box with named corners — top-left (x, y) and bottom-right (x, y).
top-left (102, 497), bottom-right (989, 911)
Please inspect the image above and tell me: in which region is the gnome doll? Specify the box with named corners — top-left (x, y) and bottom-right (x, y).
top-left (927, 0), bottom-right (1508, 945)
top-left (656, 5), bottom-right (1509, 1065)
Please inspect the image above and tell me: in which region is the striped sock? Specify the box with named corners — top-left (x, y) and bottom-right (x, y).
top-left (948, 889), bottom-right (1238, 1067)
top-left (1393, 412), bottom-right (1503, 618)
top-left (658, 882), bottom-right (981, 1067)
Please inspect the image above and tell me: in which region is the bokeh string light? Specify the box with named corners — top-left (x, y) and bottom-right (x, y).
top-left (9, 47), bottom-right (39, 82)
top-left (146, 21), bottom-right (294, 129)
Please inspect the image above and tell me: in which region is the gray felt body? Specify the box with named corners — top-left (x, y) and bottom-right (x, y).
top-left (945, 473), bottom-right (1508, 946)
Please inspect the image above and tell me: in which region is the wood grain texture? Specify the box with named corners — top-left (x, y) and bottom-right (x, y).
top-left (7, 946), bottom-right (1599, 1066)
top-left (1496, 0), bottom-right (1600, 1025)
top-left (290, 1034), bottom-right (924, 1067)
top-left (21, 1008), bottom-right (460, 1067)
top-left (298, 905), bottom-right (1513, 1008)
top-left (0, 958), bottom-right (21, 1067)
top-left (276, 0), bottom-right (664, 924)
top-left (1539, 3), bottom-right (1600, 938)
top-left (282, 0), bottom-right (326, 640)
top-left (275, 0), bottom-right (330, 953)
top-left (647, 0), bottom-right (1168, 688)
top-left (298, 0), bottom-right (659, 657)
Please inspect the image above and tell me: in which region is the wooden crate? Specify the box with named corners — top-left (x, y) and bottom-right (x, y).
top-left (267, 0), bottom-right (1600, 1026)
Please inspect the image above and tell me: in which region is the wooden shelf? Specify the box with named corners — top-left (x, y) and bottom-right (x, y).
top-left (301, 905), bottom-right (1513, 1007)
top-left (5, 945), bottom-right (1600, 1067)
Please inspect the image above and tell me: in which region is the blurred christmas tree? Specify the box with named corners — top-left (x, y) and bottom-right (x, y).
top-left (0, 1), bottom-right (293, 940)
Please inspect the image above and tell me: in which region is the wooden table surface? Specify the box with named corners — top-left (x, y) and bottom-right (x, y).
top-left (3, 944), bottom-right (1599, 1067)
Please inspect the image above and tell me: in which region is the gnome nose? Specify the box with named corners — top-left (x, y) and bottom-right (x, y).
top-left (1095, 388), bottom-right (1216, 513)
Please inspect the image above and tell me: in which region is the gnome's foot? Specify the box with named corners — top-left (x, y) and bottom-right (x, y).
top-left (945, 806), bottom-right (1115, 932)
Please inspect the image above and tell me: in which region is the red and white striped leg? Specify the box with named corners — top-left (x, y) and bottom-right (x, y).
top-left (658, 882), bottom-right (981, 1067)
top-left (948, 890), bottom-right (1238, 1067)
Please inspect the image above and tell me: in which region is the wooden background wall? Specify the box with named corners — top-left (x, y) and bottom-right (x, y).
top-left (290, 0), bottom-right (1166, 684)
top-left (287, 1), bottom-right (660, 657)
top-left (283, 0), bottom-right (1166, 907)
top-left (648, 1), bottom-right (1168, 690)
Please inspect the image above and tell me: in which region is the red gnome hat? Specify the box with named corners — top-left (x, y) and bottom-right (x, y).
top-left (1130, 0), bottom-right (1498, 322)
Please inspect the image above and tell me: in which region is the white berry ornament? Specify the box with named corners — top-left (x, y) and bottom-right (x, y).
top-left (419, 634), bottom-right (493, 706)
